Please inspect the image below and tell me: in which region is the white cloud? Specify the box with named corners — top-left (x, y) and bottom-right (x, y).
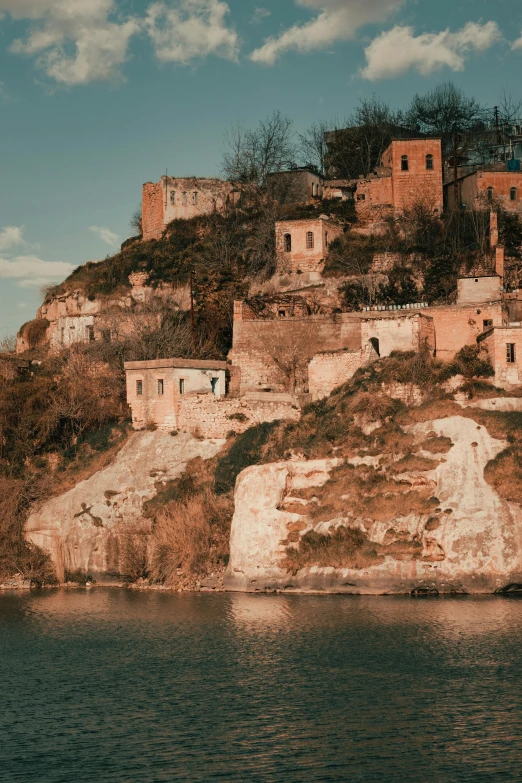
top-left (1, 0), bottom-right (140, 85)
top-left (145, 0), bottom-right (239, 65)
top-left (512, 32), bottom-right (522, 50)
top-left (0, 226), bottom-right (27, 252)
top-left (0, 255), bottom-right (75, 287)
top-left (360, 21), bottom-right (501, 80)
top-left (89, 225), bottom-right (119, 246)
top-left (249, 0), bottom-right (403, 64)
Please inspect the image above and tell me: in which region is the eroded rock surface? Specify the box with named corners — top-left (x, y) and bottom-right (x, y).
top-left (225, 414), bottom-right (522, 594)
top-left (26, 431), bottom-right (224, 581)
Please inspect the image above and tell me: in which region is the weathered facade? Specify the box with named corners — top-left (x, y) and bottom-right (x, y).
top-left (266, 168), bottom-right (324, 203)
top-left (446, 167), bottom-right (522, 214)
top-left (275, 217), bottom-right (343, 273)
top-left (353, 138), bottom-right (444, 223)
top-left (479, 326), bottom-right (522, 387)
top-left (142, 176), bottom-right (240, 241)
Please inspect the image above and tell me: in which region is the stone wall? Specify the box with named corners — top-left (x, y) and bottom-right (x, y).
top-left (275, 218), bottom-right (343, 273)
top-left (457, 276), bottom-right (501, 305)
top-left (230, 314), bottom-right (362, 395)
top-left (354, 176), bottom-right (394, 223)
top-left (383, 138), bottom-right (443, 214)
top-left (449, 171), bottom-right (522, 214)
top-left (424, 302), bottom-right (506, 361)
top-left (360, 313), bottom-right (435, 358)
top-left (142, 177), bottom-right (238, 241)
top-left (176, 394), bottom-right (300, 439)
top-left (308, 350), bottom-right (364, 401)
top-left (480, 327), bottom-right (522, 387)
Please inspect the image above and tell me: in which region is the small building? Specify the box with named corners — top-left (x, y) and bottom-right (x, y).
top-left (125, 358), bottom-right (227, 429)
top-left (266, 167), bottom-right (324, 203)
top-left (352, 138), bottom-right (444, 222)
top-left (479, 326), bottom-right (522, 387)
top-left (142, 176), bottom-right (240, 241)
top-left (457, 273), bottom-right (502, 306)
top-left (360, 312), bottom-right (436, 359)
top-left (445, 166), bottom-right (522, 214)
top-left (275, 216), bottom-right (343, 273)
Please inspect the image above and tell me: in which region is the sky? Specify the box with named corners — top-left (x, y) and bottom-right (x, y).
top-left (0, 0), bottom-right (521, 335)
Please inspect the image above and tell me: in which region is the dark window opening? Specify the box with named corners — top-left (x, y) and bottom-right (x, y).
top-left (401, 155), bottom-right (409, 171)
top-left (487, 187), bottom-right (494, 201)
top-left (483, 319), bottom-right (493, 330)
top-left (136, 380), bottom-right (143, 396)
top-left (157, 379), bottom-right (164, 395)
top-left (278, 310), bottom-right (286, 318)
top-left (369, 337), bottom-right (380, 357)
top-left (87, 325), bottom-right (95, 343)
top-left (179, 378), bottom-right (185, 394)
top-left (211, 377), bottom-right (219, 394)
top-left (170, 190), bottom-right (176, 205)
top-left (306, 231), bottom-right (314, 249)
top-left (284, 233), bottom-right (291, 252)
top-left (507, 343), bottom-right (516, 363)
top-left (356, 193), bottom-right (366, 201)
top-left (511, 188), bottom-right (518, 202)
top-left (192, 192), bottom-right (198, 205)
top-left (426, 154), bottom-right (434, 170)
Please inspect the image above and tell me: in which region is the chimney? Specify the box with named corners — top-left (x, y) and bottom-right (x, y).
top-left (496, 246), bottom-right (505, 280)
top-left (490, 211), bottom-right (499, 249)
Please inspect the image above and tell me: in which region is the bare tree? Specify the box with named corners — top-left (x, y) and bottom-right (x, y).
top-left (264, 322), bottom-right (317, 393)
top-left (298, 119), bottom-right (330, 174)
top-left (221, 110), bottom-right (296, 185)
top-left (130, 204), bottom-right (142, 237)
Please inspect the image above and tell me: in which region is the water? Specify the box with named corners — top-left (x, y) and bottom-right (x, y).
top-left (1, 590), bottom-right (521, 783)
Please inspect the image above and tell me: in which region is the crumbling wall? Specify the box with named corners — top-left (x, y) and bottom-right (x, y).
top-left (308, 350), bottom-right (364, 401)
top-left (142, 181), bottom-right (165, 241)
top-left (360, 314), bottom-right (434, 358)
top-left (176, 394), bottom-right (300, 439)
top-left (481, 327), bottom-right (522, 387)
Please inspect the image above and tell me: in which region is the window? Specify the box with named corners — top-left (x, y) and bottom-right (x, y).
top-left (487, 187), bottom-right (494, 201)
top-left (312, 183), bottom-right (316, 197)
top-left (356, 193), bottom-right (366, 201)
top-left (284, 233), bottom-right (292, 252)
top-left (325, 232), bottom-right (329, 247)
top-left (157, 379), bottom-right (164, 395)
top-left (426, 154), bottom-right (434, 171)
top-left (369, 337), bottom-right (380, 357)
top-left (192, 192), bottom-right (198, 205)
top-left (182, 192), bottom-right (188, 205)
top-left (306, 231), bottom-right (314, 249)
top-left (507, 343), bottom-right (516, 363)
top-left (102, 329), bottom-right (111, 343)
top-left (401, 155), bottom-right (409, 171)
top-left (483, 319), bottom-right (493, 330)
top-left (136, 380), bottom-right (143, 396)
top-left (87, 325), bottom-right (95, 343)
top-left (170, 190), bottom-right (176, 205)
top-left (211, 377), bottom-right (219, 395)
top-left (511, 187), bottom-right (518, 202)
top-left (278, 309), bottom-right (286, 318)
top-left (179, 378), bottom-right (185, 394)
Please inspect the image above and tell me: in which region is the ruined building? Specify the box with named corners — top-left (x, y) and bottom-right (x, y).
top-left (142, 176), bottom-right (241, 241)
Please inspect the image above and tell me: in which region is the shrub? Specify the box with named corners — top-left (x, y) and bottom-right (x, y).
top-left (214, 421), bottom-right (277, 494)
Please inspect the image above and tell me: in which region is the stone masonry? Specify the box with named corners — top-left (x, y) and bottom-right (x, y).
top-left (275, 217), bottom-right (343, 273)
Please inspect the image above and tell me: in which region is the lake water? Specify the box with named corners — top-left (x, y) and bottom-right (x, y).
top-left (1, 590), bottom-right (521, 783)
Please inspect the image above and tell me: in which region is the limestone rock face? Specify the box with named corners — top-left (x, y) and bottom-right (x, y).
top-left (26, 431), bottom-right (224, 581)
top-left (225, 414), bottom-right (522, 594)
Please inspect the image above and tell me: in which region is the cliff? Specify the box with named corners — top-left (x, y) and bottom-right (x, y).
top-left (225, 411), bottom-right (522, 594)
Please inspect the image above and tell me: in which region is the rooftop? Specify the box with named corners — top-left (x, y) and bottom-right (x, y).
top-left (124, 358), bottom-right (228, 371)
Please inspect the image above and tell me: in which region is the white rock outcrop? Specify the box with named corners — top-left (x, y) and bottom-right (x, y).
top-left (225, 414), bottom-right (522, 594)
top-left (26, 431), bottom-right (224, 581)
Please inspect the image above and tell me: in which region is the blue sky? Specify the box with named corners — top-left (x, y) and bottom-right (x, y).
top-left (0, 0), bottom-right (521, 334)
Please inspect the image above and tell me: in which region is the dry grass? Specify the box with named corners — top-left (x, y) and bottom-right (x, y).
top-left (389, 453), bottom-right (440, 474)
top-left (420, 435), bottom-right (453, 454)
top-left (484, 449), bottom-right (522, 504)
top-left (151, 489), bottom-right (233, 585)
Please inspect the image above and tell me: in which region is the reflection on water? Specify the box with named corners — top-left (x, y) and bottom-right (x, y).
top-left (1, 590), bottom-right (521, 783)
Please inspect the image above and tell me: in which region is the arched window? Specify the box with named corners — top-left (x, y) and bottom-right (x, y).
top-left (284, 233), bottom-right (292, 252)
top-left (170, 190), bottom-right (176, 205)
top-left (182, 192), bottom-right (188, 205)
top-left (312, 183), bottom-right (316, 197)
top-left (511, 187), bottom-right (518, 202)
top-left (401, 155), bottom-right (409, 172)
top-left (487, 187), bottom-right (494, 201)
top-left (306, 231), bottom-right (314, 249)
top-left (426, 154), bottom-right (434, 171)
top-left (192, 192), bottom-right (198, 205)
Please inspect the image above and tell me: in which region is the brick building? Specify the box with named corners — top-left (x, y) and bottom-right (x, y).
top-left (142, 176), bottom-right (240, 241)
top-left (266, 167), bottom-right (324, 203)
top-left (275, 217), bottom-right (343, 273)
top-left (445, 166), bottom-right (522, 214)
top-left (352, 138), bottom-right (443, 222)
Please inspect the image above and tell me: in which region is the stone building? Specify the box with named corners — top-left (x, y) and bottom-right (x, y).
top-left (142, 176), bottom-right (240, 241)
top-left (445, 166), bottom-right (522, 214)
top-left (479, 326), bottom-right (522, 387)
top-left (352, 138), bottom-right (444, 222)
top-left (266, 167), bottom-right (324, 203)
top-left (275, 217), bottom-right (343, 273)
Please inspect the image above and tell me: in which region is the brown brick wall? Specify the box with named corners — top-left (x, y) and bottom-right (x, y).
top-left (142, 181), bottom-right (165, 241)
top-left (176, 394), bottom-right (300, 439)
top-left (425, 302), bottom-right (505, 361)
